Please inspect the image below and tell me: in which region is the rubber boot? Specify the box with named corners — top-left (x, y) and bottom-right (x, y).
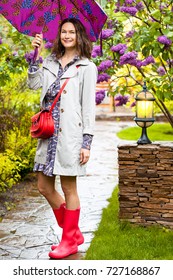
top-left (49, 208), bottom-right (79, 259)
top-left (51, 204), bottom-right (84, 250)
top-left (53, 203), bottom-right (66, 228)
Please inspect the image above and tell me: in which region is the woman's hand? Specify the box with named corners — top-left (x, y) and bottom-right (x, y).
top-left (31, 34), bottom-right (43, 59)
top-left (80, 148), bottom-right (90, 165)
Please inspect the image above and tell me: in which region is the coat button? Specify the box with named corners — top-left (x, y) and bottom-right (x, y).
top-left (61, 108), bottom-right (64, 113)
top-left (63, 90), bottom-right (67, 94)
top-left (79, 122), bottom-right (82, 126)
top-left (59, 128), bottom-right (62, 132)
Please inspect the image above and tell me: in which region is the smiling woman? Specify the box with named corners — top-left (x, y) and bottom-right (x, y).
top-left (27, 18), bottom-right (98, 260)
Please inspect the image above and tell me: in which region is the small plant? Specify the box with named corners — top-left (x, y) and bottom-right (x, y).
top-left (4, 201), bottom-right (16, 211)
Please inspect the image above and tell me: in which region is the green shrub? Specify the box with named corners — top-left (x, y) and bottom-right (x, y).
top-left (0, 134), bottom-right (36, 192)
top-left (5, 127), bottom-right (37, 175)
top-left (0, 153), bottom-right (21, 192)
top-left (0, 108), bottom-right (37, 192)
top-left (0, 18), bottom-right (41, 193)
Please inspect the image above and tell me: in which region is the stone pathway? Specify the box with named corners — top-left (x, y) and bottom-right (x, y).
top-left (0, 121), bottom-right (133, 260)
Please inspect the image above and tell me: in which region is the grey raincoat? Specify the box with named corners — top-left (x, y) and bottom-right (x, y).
top-left (28, 55), bottom-right (97, 176)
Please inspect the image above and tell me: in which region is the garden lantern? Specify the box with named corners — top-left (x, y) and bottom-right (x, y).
top-left (134, 82), bottom-right (155, 144)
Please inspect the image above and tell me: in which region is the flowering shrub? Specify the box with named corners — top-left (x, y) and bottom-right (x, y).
top-left (92, 0), bottom-right (173, 125)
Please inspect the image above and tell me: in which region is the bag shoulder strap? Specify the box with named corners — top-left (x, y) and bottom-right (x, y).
top-left (49, 78), bottom-right (69, 112)
top-left (49, 65), bottom-right (80, 113)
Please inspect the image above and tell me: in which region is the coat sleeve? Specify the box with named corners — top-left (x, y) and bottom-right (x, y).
top-left (81, 62), bottom-right (98, 135)
top-left (27, 65), bottom-right (43, 90)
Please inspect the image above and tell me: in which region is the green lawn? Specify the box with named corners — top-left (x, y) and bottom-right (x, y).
top-left (117, 123), bottom-right (173, 141)
top-left (85, 187), bottom-right (173, 260)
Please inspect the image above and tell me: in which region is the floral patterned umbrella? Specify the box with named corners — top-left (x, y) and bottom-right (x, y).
top-left (0, 0), bottom-right (107, 42)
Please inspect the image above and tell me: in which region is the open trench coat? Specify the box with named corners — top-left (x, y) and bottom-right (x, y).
top-left (28, 55), bottom-right (98, 176)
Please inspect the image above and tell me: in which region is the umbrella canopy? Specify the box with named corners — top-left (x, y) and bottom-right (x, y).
top-left (0, 0), bottom-right (107, 42)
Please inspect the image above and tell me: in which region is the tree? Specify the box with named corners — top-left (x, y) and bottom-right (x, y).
top-left (93, 0), bottom-right (173, 126)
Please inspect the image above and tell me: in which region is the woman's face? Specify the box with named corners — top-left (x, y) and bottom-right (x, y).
top-left (60, 22), bottom-right (77, 50)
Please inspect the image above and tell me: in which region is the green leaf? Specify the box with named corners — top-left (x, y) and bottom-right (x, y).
top-left (150, 10), bottom-right (161, 20)
top-left (152, 47), bottom-right (161, 57)
top-left (163, 16), bottom-right (171, 24)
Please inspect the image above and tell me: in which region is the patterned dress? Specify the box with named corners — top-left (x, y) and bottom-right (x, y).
top-left (29, 55), bottom-right (93, 177)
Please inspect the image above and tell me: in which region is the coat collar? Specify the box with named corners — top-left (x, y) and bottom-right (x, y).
top-left (43, 55), bottom-right (91, 78)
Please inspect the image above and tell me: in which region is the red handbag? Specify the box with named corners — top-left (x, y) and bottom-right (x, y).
top-left (30, 78), bottom-right (70, 139)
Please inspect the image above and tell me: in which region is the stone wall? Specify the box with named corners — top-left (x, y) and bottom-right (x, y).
top-left (118, 142), bottom-right (173, 229)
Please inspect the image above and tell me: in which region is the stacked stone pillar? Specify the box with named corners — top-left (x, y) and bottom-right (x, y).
top-left (118, 142), bottom-right (173, 228)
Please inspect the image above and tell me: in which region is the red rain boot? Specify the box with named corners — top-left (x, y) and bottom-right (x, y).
top-left (53, 203), bottom-right (66, 228)
top-left (51, 205), bottom-right (84, 250)
top-left (49, 208), bottom-right (79, 259)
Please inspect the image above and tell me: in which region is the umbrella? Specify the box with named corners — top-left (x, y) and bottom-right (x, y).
top-left (0, 0), bottom-right (107, 42)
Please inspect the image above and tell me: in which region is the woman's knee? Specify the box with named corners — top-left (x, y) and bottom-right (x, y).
top-left (60, 176), bottom-right (77, 197)
top-left (38, 184), bottom-right (52, 197)
top-left (37, 172), bottom-right (55, 197)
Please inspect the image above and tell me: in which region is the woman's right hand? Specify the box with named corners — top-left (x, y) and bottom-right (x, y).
top-left (32, 34), bottom-right (43, 58)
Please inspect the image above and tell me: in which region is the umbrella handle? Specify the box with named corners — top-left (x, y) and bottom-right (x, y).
top-left (33, 47), bottom-right (38, 62)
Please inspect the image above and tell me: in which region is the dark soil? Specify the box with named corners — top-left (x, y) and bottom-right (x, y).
top-left (0, 173), bottom-right (37, 221)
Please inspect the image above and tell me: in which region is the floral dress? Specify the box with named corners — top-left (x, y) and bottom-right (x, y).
top-left (29, 55), bottom-right (93, 177)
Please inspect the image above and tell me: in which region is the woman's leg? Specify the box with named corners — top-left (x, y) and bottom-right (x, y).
top-left (37, 171), bottom-right (65, 209)
top-left (60, 176), bottom-right (80, 209)
top-left (49, 176), bottom-right (84, 258)
top-left (51, 176), bottom-right (84, 251)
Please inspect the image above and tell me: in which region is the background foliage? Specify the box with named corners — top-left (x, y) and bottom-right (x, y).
top-left (0, 16), bottom-right (39, 192)
top-left (94, 0), bottom-right (173, 126)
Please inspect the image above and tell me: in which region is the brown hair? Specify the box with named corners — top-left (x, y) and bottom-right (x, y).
top-left (51, 18), bottom-right (92, 59)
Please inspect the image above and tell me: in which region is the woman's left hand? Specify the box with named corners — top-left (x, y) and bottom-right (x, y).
top-left (80, 148), bottom-right (90, 165)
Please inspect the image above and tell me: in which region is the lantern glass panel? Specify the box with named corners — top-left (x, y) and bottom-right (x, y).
top-left (135, 91), bottom-right (155, 128)
top-left (136, 100), bottom-right (153, 119)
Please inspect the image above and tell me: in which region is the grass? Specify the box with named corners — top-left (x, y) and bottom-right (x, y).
top-left (117, 123), bottom-right (173, 141)
top-left (85, 187), bottom-right (173, 260)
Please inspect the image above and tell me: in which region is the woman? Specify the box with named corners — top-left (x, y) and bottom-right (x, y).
top-left (28, 18), bottom-right (97, 259)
